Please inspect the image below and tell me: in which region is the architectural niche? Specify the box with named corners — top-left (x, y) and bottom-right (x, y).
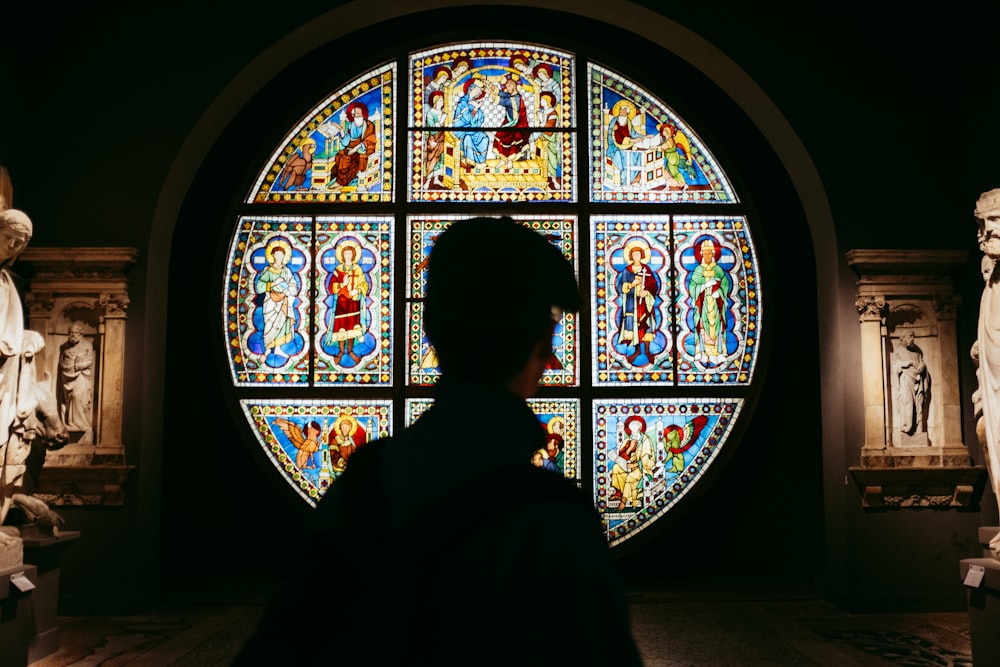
top-left (847, 249), bottom-right (987, 509)
top-left (14, 248), bottom-right (139, 505)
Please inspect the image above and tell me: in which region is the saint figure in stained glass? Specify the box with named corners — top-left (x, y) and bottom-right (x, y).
top-left (325, 102), bottom-right (378, 191)
top-left (606, 100), bottom-right (641, 187)
top-left (328, 414), bottom-right (367, 473)
top-left (687, 236), bottom-right (733, 366)
top-left (253, 237), bottom-right (303, 366)
top-left (493, 74), bottom-right (531, 171)
top-left (453, 77), bottom-right (491, 165)
top-left (324, 238), bottom-right (370, 366)
top-left (544, 415), bottom-right (566, 473)
top-left (614, 238), bottom-right (664, 366)
top-left (609, 415), bottom-right (655, 511)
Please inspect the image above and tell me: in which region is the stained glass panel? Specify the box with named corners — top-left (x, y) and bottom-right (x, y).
top-left (592, 216), bottom-right (673, 386)
top-left (674, 216), bottom-right (760, 385)
top-left (407, 215), bottom-right (578, 386)
top-left (592, 398), bottom-right (743, 547)
top-left (248, 63), bottom-right (395, 204)
top-left (240, 399), bottom-right (392, 506)
top-left (408, 43), bottom-right (575, 202)
top-left (589, 63), bottom-right (736, 203)
top-left (225, 217), bottom-right (312, 386)
top-left (314, 217), bottom-right (394, 386)
top-left (405, 397), bottom-right (581, 484)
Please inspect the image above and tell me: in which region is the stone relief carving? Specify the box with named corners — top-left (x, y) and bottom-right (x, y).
top-left (971, 187), bottom-right (1000, 560)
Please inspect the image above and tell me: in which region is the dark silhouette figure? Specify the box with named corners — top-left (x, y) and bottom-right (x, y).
top-left (234, 217), bottom-right (642, 665)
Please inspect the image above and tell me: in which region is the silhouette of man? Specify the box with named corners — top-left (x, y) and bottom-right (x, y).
top-left (235, 217), bottom-right (642, 665)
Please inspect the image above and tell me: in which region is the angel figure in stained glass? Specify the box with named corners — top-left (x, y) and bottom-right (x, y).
top-left (535, 91), bottom-right (560, 189)
top-left (325, 239), bottom-right (370, 367)
top-left (687, 236), bottom-right (732, 365)
top-left (614, 238), bottom-right (664, 366)
top-left (655, 123), bottom-right (696, 188)
top-left (424, 90), bottom-right (448, 189)
top-left (273, 418), bottom-right (322, 470)
top-left (255, 238), bottom-right (299, 365)
top-left (662, 415), bottom-right (709, 474)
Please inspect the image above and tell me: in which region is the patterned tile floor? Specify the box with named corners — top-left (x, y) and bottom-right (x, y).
top-left (27, 595), bottom-right (972, 667)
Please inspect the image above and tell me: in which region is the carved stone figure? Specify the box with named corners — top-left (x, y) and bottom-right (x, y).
top-left (0, 192), bottom-right (69, 560)
top-left (58, 321), bottom-right (95, 439)
top-left (891, 329), bottom-right (929, 440)
top-left (972, 187), bottom-right (1000, 560)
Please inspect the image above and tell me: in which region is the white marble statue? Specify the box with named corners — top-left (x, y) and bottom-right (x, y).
top-left (972, 187), bottom-right (1000, 560)
top-left (0, 194), bottom-right (69, 562)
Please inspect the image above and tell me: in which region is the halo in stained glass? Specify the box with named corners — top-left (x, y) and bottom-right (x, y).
top-left (408, 43), bottom-right (575, 202)
top-left (593, 397), bottom-right (744, 547)
top-left (314, 217), bottom-right (394, 386)
top-left (240, 399), bottom-right (392, 506)
top-left (674, 216), bottom-right (761, 385)
top-left (591, 216), bottom-right (673, 386)
top-left (248, 63), bottom-right (395, 204)
top-left (225, 216), bottom-right (312, 386)
top-left (405, 397), bottom-right (581, 484)
top-left (406, 215), bottom-right (579, 386)
top-left (589, 63), bottom-right (736, 203)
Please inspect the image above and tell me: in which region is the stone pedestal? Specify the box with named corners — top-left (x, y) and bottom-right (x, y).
top-left (23, 529), bottom-right (80, 663)
top-left (0, 564), bottom-right (37, 667)
top-left (961, 527), bottom-right (1000, 667)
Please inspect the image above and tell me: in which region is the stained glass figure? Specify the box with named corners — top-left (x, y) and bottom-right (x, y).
top-left (241, 399), bottom-right (392, 505)
top-left (314, 217), bottom-right (393, 386)
top-left (225, 217), bottom-right (312, 386)
top-left (407, 215), bottom-right (578, 386)
top-left (408, 43), bottom-right (575, 202)
top-left (592, 398), bottom-right (743, 546)
top-left (248, 64), bottom-right (395, 204)
top-left (675, 216), bottom-right (760, 384)
top-left (589, 63), bottom-right (736, 203)
top-left (405, 397), bottom-right (581, 483)
top-left (592, 216), bottom-right (673, 386)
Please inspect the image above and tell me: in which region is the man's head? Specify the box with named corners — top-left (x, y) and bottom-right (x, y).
top-left (424, 217), bottom-right (581, 390)
top-left (0, 208), bottom-right (32, 264)
top-left (68, 322), bottom-right (84, 343)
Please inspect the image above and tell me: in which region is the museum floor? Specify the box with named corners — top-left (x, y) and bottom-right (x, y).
top-left (27, 581), bottom-right (974, 666)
